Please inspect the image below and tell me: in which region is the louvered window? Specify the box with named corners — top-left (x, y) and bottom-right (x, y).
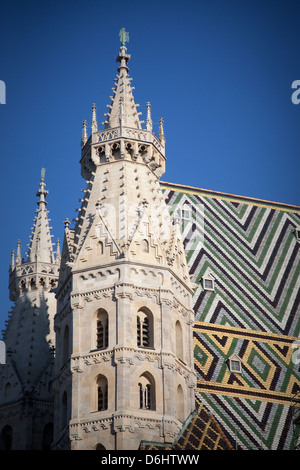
top-left (137, 312), bottom-right (151, 348)
top-left (97, 375), bottom-right (108, 411)
top-left (96, 310), bottom-right (109, 349)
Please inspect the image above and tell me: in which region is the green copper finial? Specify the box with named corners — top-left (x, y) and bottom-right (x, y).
top-left (119, 28), bottom-right (129, 47)
top-left (41, 168), bottom-right (46, 181)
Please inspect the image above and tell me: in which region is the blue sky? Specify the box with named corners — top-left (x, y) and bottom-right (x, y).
top-left (0, 0), bottom-right (299, 333)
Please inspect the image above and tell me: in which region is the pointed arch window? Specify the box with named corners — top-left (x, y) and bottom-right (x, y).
top-left (141, 239), bottom-right (149, 253)
top-left (96, 309), bottom-right (109, 349)
top-left (95, 443), bottom-right (106, 450)
top-left (42, 423), bottom-right (53, 450)
top-left (0, 425), bottom-right (13, 450)
top-left (97, 375), bottom-right (108, 411)
top-left (61, 391), bottom-right (68, 429)
top-left (137, 308), bottom-right (153, 348)
top-left (4, 382), bottom-right (11, 398)
top-left (175, 320), bottom-right (184, 363)
top-left (138, 373), bottom-right (155, 410)
top-left (63, 325), bottom-right (69, 364)
top-left (176, 384), bottom-right (185, 422)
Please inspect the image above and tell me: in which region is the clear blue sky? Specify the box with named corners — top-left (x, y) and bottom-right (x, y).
top-left (0, 0), bottom-right (299, 333)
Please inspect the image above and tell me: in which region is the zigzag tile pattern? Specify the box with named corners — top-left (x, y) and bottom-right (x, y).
top-left (163, 185), bottom-right (300, 450)
top-left (164, 188), bottom-right (300, 335)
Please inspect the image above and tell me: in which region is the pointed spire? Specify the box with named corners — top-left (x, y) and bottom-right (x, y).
top-left (56, 238), bottom-right (61, 265)
top-left (27, 170), bottom-right (55, 264)
top-left (146, 102), bottom-right (153, 132)
top-left (91, 103), bottom-right (98, 133)
top-left (103, 30), bottom-right (142, 130)
top-left (81, 120), bottom-right (87, 147)
top-left (16, 240), bottom-right (21, 266)
top-left (159, 117), bottom-right (165, 145)
top-left (10, 249), bottom-right (15, 271)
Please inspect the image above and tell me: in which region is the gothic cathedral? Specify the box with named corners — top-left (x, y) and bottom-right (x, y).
top-left (53, 35), bottom-right (196, 450)
top-left (0, 33), bottom-right (196, 450)
top-left (1, 31), bottom-right (299, 451)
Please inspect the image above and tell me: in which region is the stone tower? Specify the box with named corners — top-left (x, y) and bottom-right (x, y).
top-left (0, 172), bottom-right (59, 450)
top-left (53, 32), bottom-right (196, 450)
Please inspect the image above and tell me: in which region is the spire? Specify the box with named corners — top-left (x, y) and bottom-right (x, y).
top-left (102, 29), bottom-right (143, 130)
top-left (10, 249), bottom-right (15, 271)
top-left (146, 102), bottom-right (153, 132)
top-left (81, 120), bottom-right (87, 147)
top-left (91, 103), bottom-right (98, 133)
top-left (56, 238), bottom-right (61, 266)
top-left (159, 117), bottom-right (165, 144)
top-left (16, 240), bottom-right (21, 266)
top-left (26, 170), bottom-right (55, 264)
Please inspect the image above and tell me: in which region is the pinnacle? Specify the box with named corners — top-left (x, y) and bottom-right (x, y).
top-left (102, 44), bottom-right (143, 130)
top-left (26, 173), bottom-right (55, 264)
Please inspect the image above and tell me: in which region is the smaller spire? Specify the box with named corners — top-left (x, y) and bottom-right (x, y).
top-left (81, 120), bottom-right (87, 147)
top-left (10, 249), bottom-right (15, 271)
top-left (27, 171), bottom-right (54, 264)
top-left (56, 238), bottom-right (61, 265)
top-left (91, 103), bottom-right (98, 133)
top-left (159, 117), bottom-right (165, 144)
top-left (36, 168), bottom-right (49, 206)
top-left (16, 240), bottom-right (21, 266)
top-left (146, 102), bottom-right (153, 132)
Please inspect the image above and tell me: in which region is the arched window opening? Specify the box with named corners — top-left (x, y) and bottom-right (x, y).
top-left (137, 308), bottom-right (153, 348)
top-left (96, 309), bottom-right (109, 349)
top-left (175, 320), bottom-right (184, 362)
top-left (97, 375), bottom-right (108, 412)
top-left (0, 425), bottom-right (13, 450)
top-left (138, 373), bottom-right (155, 410)
top-left (5, 382), bottom-right (11, 398)
top-left (95, 443), bottom-right (106, 450)
top-left (98, 241), bottom-right (104, 255)
top-left (42, 423), bottom-right (53, 450)
top-left (63, 325), bottom-right (69, 364)
top-left (141, 239), bottom-right (149, 253)
top-left (61, 391), bottom-right (68, 429)
top-left (20, 279), bottom-right (26, 293)
top-left (176, 384), bottom-right (185, 422)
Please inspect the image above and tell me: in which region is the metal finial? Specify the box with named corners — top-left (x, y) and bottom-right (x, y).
top-left (119, 28), bottom-right (129, 47)
top-left (41, 168), bottom-right (46, 181)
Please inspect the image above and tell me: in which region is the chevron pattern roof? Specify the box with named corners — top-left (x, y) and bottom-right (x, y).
top-left (163, 184), bottom-right (300, 450)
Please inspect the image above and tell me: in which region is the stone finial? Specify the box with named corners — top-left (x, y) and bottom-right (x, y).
top-left (36, 173), bottom-right (49, 206)
top-left (56, 238), bottom-right (61, 265)
top-left (146, 102), bottom-right (153, 132)
top-left (16, 240), bottom-right (21, 266)
top-left (10, 249), bottom-right (15, 271)
top-left (81, 120), bottom-right (87, 147)
top-left (91, 104), bottom-right (98, 133)
top-left (159, 117), bottom-right (165, 144)
top-left (64, 218), bottom-right (71, 229)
